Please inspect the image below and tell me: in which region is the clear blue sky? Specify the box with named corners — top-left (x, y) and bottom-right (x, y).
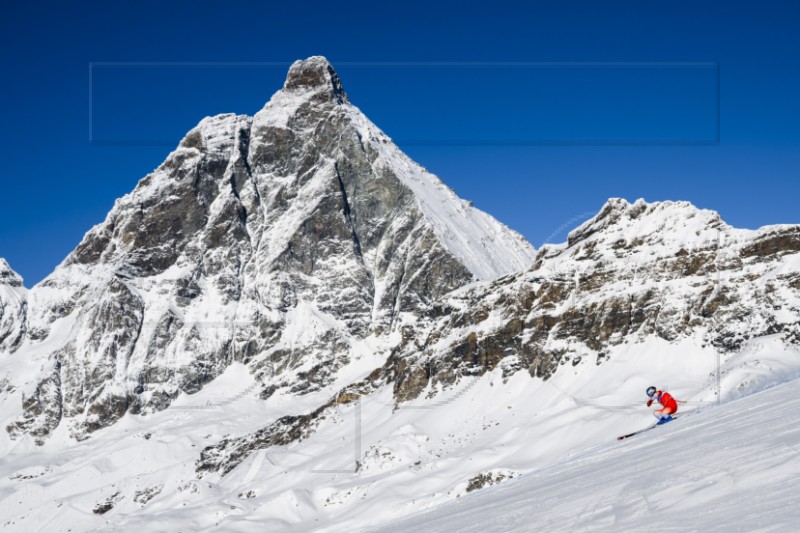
top-left (1, 1), bottom-right (798, 287)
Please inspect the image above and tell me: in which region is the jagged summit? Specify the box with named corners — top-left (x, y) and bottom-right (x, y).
top-left (252, 57), bottom-right (536, 280)
top-left (0, 258), bottom-right (23, 288)
top-left (565, 197), bottom-right (729, 257)
top-left (283, 55), bottom-right (347, 103)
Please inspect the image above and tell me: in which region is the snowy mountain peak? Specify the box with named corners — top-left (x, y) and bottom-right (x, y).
top-left (2, 56), bottom-right (536, 442)
top-left (175, 113), bottom-right (249, 153)
top-left (0, 258), bottom-right (23, 288)
top-left (283, 55), bottom-right (347, 103)
top-left (253, 57), bottom-right (536, 281)
top-left (566, 197), bottom-right (728, 257)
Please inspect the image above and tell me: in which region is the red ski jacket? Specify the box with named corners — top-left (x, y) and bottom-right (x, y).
top-left (647, 390), bottom-right (678, 412)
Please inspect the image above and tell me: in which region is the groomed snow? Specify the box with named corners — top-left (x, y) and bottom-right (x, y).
top-left (2, 334), bottom-right (798, 531)
top-left (384, 372), bottom-right (800, 532)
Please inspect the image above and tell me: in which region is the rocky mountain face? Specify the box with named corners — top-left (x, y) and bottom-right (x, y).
top-left (197, 198), bottom-right (800, 476)
top-left (387, 199), bottom-right (800, 397)
top-left (0, 259), bottom-right (27, 353)
top-left (2, 56), bottom-right (535, 442)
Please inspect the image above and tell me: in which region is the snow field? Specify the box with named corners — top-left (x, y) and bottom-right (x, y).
top-left (385, 367), bottom-right (800, 532)
top-left (2, 334), bottom-right (798, 531)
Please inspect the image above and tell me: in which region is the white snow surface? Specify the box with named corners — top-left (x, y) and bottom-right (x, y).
top-left (386, 371), bottom-right (800, 532)
top-left (2, 334), bottom-right (799, 531)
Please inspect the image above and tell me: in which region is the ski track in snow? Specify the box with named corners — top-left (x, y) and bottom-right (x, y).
top-left (383, 375), bottom-right (800, 532)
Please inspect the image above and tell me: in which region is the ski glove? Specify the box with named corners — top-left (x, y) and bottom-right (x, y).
top-left (646, 399), bottom-right (653, 407)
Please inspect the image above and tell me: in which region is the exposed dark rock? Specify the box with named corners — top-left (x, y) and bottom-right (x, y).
top-left (0, 258), bottom-right (27, 352)
top-left (741, 229), bottom-right (800, 259)
top-left (133, 485), bottom-right (163, 506)
top-left (283, 56), bottom-right (347, 104)
top-left (466, 471), bottom-right (515, 493)
top-left (6, 360), bottom-right (62, 445)
top-left (93, 492), bottom-right (123, 515)
top-left (197, 407), bottom-right (327, 477)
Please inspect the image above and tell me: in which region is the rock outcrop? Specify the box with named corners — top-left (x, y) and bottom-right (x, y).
top-left (0, 258), bottom-right (27, 353)
top-left (388, 199), bottom-right (800, 402)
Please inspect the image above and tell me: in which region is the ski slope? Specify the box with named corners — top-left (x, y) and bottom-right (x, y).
top-left (2, 334), bottom-right (798, 531)
top-left (382, 375), bottom-right (800, 532)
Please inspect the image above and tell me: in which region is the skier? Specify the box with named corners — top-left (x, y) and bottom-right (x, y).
top-left (646, 386), bottom-right (678, 425)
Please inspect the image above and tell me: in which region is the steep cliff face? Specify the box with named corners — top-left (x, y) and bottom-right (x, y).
top-left (0, 259), bottom-right (27, 353)
top-left (196, 198), bottom-right (800, 476)
top-left (4, 56), bottom-right (536, 442)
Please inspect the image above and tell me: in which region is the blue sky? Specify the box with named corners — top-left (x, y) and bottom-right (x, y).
top-left (1, 1), bottom-right (798, 286)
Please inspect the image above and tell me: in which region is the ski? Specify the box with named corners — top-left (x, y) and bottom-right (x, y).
top-left (617, 411), bottom-right (689, 441)
top-left (617, 425), bottom-right (657, 440)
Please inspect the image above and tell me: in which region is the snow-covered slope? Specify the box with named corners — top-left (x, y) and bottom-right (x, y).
top-left (187, 196), bottom-right (799, 526)
top-left (341, 104), bottom-right (533, 280)
top-left (1, 334), bottom-right (798, 531)
top-left (386, 372), bottom-right (800, 532)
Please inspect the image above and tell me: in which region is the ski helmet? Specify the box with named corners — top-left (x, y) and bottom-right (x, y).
top-left (646, 386), bottom-right (657, 398)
